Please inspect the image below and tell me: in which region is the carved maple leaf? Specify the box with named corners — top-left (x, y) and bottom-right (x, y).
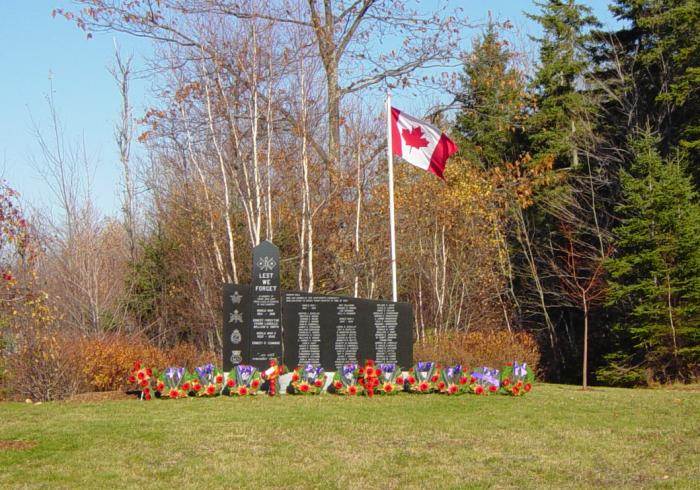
top-left (402, 126), bottom-right (429, 150)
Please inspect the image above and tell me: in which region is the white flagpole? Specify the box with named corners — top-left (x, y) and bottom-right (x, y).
top-left (386, 91), bottom-right (398, 302)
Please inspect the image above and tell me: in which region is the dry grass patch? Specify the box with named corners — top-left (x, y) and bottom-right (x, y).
top-left (0, 440), bottom-right (37, 451)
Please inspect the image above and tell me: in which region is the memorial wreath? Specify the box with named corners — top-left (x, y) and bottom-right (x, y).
top-left (500, 361), bottom-right (534, 396)
top-left (289, 364), bottom-right (325, 395)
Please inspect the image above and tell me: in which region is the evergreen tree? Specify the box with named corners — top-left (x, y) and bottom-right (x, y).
top-left (516, 0), bottom-right (604, 381)
top-left (454, 21), bottom-right (528, 170)
top-left (526, 0), bottom-right (600, 171)
top-left (601, 131), bottom-right (700, 385)
top-left (593, 0), bottom-right (700, 183)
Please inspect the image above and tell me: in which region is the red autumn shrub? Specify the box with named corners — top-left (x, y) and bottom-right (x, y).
top-left (413, 330), bottom-right (540, 377)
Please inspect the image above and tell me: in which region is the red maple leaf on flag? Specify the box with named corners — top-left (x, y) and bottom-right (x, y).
top-left (402, 126), bottom-right (429, 150)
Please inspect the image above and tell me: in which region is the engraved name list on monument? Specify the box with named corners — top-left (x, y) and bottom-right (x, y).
top-left (297, 300), bottom-right (321, 365)
top-left (373, 303), bottom-right (399, 364)
top-left (335, 300), bottom-right (359, 370)
top-left (280, 293), bottom-right (413, 371)
top-left (282, 293), bottom-right (361, 370)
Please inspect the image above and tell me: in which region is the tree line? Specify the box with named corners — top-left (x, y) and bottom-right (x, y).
top-left (452, 0), bottom-right (699, 385)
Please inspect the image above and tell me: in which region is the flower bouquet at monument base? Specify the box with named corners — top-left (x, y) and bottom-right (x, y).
top-left (374, 363), bottom-right (404, 395)
top-left (260, 359), bottom-right (286, 396)
top-left (127, 361), bottom-right (154, 400)
top-left (438, 364), bottom-right (469, 395)
top-left (331, 364), bottom-right (362, 396)
top-left (358, 359), bottom-right (382, 397)
top-left (289, 364), bottom-right (325, 394)
top-left (228, 365), bottom-right (260, 396)
top-left (182, 371), bottom-right (206, 396)
top-left (407, 362), bottom-right (440, 393)
top-left (500, 361), bottom-right (534, 396)
top-left (469, 367), bottom-right (500, 395)
top-left (158, 367), bottom-right (186, 399)
top-left (194, 363), bottom-right (224, 397)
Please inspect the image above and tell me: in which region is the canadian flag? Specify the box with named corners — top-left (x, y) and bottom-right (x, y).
top-left (390, 107), bottom-right (458, 179)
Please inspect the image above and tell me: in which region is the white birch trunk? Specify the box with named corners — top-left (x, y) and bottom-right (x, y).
top-left (353, 147), bottom-right (362, 297)
top-left (201, 55), bottom-right (236, 283)
top-left (179, 103), bottom-right (226, 284)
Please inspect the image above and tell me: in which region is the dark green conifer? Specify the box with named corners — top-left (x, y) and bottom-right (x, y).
top-left (601, 131), bottom-right (700, 384)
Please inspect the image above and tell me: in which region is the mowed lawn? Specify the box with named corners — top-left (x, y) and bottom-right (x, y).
top-left (1, 384), bottom-right (698, 489)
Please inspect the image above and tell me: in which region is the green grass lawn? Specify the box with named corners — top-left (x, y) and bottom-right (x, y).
top-left (1, 384), bottom-right (698, 489)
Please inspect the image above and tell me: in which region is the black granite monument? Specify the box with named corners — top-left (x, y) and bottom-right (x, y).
top-left (223, 241), bottom-right (413, 371)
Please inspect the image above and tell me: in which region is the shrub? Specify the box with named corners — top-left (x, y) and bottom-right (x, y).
top-left (78, 334), bottom-right (168, 392)
top-left (2, 328), bottom-right (85, 401)
top-left (78, 334), bottom-right (217, 392)
top-left (413, 330), bottom-right (541, 377)
top-left (163, 341), bottom-right (217, 370)
top-left (595, 357), bottom-right (649, 387)
top-left (2, 329), bottom-right (218, 400)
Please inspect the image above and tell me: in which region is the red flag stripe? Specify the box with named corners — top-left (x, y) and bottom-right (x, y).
top-left (428, 133), bottom-right (458, 180)
top-left (390, 107), bottom-right (403, 157)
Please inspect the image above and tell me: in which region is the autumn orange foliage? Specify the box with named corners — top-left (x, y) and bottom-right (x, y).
top-left (414, 330), bottom-right (540, 376)
top-left (2, 331), bottom-right (216, 400)
top-left (78, 334), bottom-right (217, 392)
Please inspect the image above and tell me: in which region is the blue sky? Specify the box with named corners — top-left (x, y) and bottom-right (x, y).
top-left (1, 1), bottom-right (618, 216)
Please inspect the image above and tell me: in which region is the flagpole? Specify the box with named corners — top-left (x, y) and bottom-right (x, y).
top-left (386, 91), bottom-right (398, 302)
